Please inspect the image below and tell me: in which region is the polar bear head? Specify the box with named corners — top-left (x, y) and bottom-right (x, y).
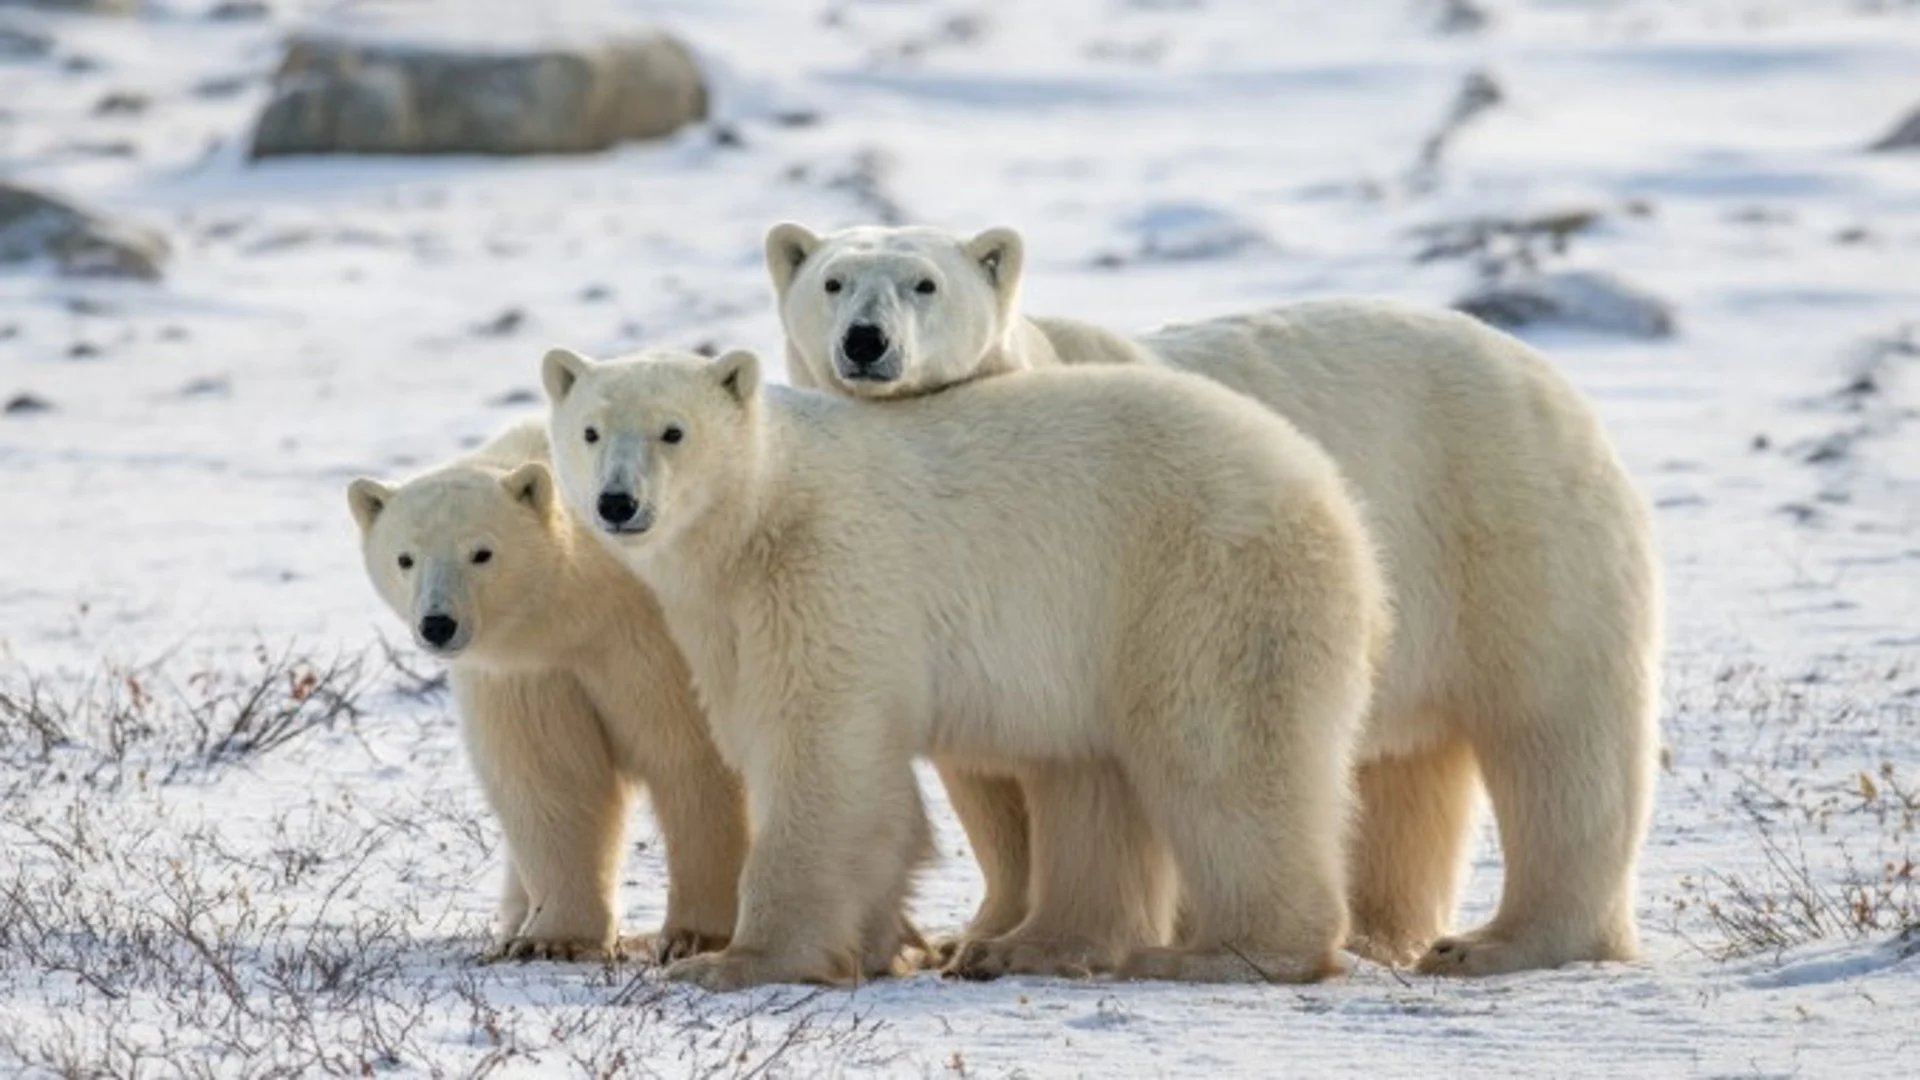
top-left (765, 223), bottom-right (1025, 399)
top-left (542, 345), bottom-right (761, 555)
top-left (348, 461), bottom-right (561, 660)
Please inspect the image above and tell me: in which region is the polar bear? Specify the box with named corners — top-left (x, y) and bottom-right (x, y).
top-left (540, 344), bottom-right (1387, 991)
top-left (766, 222), bottom-right (1664, 978)
top-left (348, 419), bottom-right (748, 962)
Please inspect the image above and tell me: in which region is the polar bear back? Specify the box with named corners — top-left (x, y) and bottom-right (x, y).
top-left (1137, 299), bottom-right (1656, 753)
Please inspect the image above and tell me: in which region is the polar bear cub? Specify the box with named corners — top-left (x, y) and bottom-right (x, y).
top-left (768, 222), bottom-right (1664, 978)
top-left (349, 419), bottom-right (748, 962)
top-left (541, 345), bottom-right (1387, 991)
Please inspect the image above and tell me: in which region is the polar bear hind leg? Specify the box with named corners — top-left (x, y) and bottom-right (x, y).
top-left (948, 761), bottom-right (1178, 979)
top-left (1418, 653), bottom-right (1657, 975)
top-left (1346, 736), bottom-right (1481, 966)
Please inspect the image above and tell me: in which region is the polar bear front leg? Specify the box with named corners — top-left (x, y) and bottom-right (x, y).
top-left (494, 858), bottom-right (532, 947)
top-left (949, 761), bottom-right (1177, 979)
top-left (641, 740), bottom-right (750, 964)
top-left (455, 669), bottom-right (633, 962)
top-left (665, 708), bottom-right (927, 992)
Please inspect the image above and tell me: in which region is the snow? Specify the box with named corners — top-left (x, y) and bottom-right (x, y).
top-left (2, 0), bottom-right (1917, 1075)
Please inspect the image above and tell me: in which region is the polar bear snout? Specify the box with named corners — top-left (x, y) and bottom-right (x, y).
top-left (595, 489), bottom-right (655, 534)
top-left (838, 322), bottom-right (898, 382)
top-left (418, 613), bottom-right (460, 649)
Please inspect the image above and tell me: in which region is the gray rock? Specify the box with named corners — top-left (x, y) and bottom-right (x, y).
top-left (5, 392), bottom-right (53, 415)
top-left (1435, 0), bottom-right (1490, 34)
top-left (207, 0), bottom-right (268, 21)
top-left (0, 26), bottom-right (53, 60)
top-left (249, 32), bottom-right (706, 158)
top-left (1455, 270), bottom-right (1675, 339)
top-left (1869, 105), bottom-right (1920, 152)
top-left (0, 183), bottom-right (168, 280)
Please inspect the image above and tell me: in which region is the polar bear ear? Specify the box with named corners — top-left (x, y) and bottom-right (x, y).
top-left (963, 227), bottom-right (1025, 310)
top-left (542, 347), bottom-right (594, 403)
top-left (347, 478), bottom-right (394, 534)
top-left (765, 222), bottom-right (822, 297)
top-left (500, 461), bottom-right (553, 517)
top-left (711, 349), bottom-right (761, 405)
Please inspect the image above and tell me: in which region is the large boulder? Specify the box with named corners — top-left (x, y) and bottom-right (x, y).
top-left (0, 183), bottom-right (168, 280)
top-left (249, 32), bottom-right (707, 158)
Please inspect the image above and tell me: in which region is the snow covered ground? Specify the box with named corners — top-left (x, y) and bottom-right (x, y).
top-left (2, 0), bottom-right (1917, 1075)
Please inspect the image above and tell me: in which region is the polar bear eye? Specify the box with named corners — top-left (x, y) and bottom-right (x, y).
top-left (915, 278), bottom-right (937, 295)
top-left (824, 278), bottom-right (842, 295)
top-left (661, 425), bottom-right (684, 445)
top-left (584, 426), bottom-right (599, 445)
top-left (472, 548), bottom-right (493, 565)
top-left (397, 554), bottom-right (414, 570)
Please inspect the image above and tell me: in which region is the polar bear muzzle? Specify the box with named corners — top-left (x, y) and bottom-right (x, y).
top-left (595, 489), bottom-right (655, 534)
top-left (839, 322), bottom-right (898, 382)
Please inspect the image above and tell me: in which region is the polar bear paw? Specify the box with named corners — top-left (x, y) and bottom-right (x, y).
top-left (483, 935), bottom-right (618, 964)
top-left (664, 948), bottom-right (841, 992)
top-left (945, 934), bottom-right (1108, 980)
top-left (1115, 945), bottom-right (1345, 984)
top-left (1416, 924), bottom-right (1623, 976)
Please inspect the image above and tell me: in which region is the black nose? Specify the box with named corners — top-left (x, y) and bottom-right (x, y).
top-left (420, 614), bottom-right (458, 647)
top-left (598, 491), bottom-right (639, 525)
top-left (842, 323), bottom-right (889, 369)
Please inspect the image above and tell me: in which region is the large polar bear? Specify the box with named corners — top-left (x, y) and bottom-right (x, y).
top-left (766, 222), bottom-right (1664, 978)
top-left (348, 419), bottom-right (748, 962)
top-left (540, 344), bottom-right (1388, 991)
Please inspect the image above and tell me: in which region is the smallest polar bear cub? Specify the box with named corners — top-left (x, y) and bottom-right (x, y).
top-left (348, 422), bottom-right (748, 964)
top-left (543, 344), bottom-right (1387, 992)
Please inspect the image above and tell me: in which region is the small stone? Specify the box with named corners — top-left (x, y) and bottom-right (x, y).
top-left (0, 182), bottom-right (169, 280)
top-left (1455, 270), bottom-right (1675, 340)
top-left (94, 90), bottom-right (149, 116)
top-left (8, 0), bottom-right (143, 11)
top-left (193, 75), bottom-right (250, 99)
top-left (579, 284), bottom-right (612, 302)
top-left (207, 0), bottom-right (269, 20)
top-left (4, 392), bottom-right (52, 415)
top-left (0, 27), bottom-right (52, 61)
top-left (712, 123), bottom-right (745, 148)
top-left (1869, 104), bottom-right (1920, 152)
top-left (179, 375), bottom-right (230, 398)
top-left (772, 109), bottom-right (820, 128)
top-left (62, 140), bottom-right (137, 159)
top-left (68, 341), bottom-right (101, 358)
top-left (1435, 0), bottom-right (1490, 34)
top-left (488, 387), bottom-right (539, 407)
top-left (474, 308), bottom-right (524, 337)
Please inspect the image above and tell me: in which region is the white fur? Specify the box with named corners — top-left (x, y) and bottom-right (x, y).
top-left (348, 420), bottom-right (747, 962)
top-left (543, 345), bottom-right (1387, 990)
top-left (770, 222), bottom-right (1664, 977)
